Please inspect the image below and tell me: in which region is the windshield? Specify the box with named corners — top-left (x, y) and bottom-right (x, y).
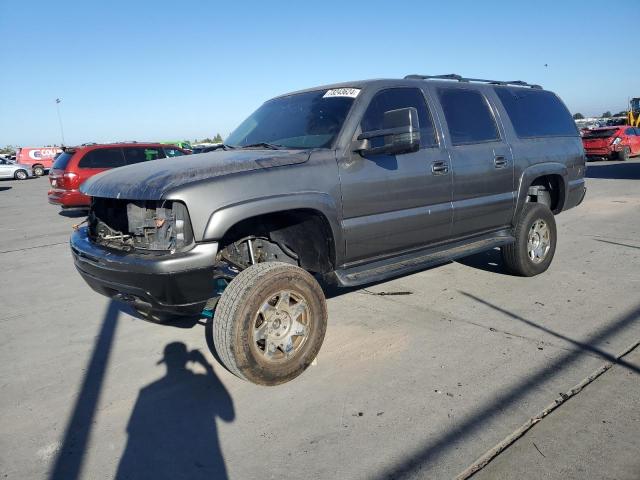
top-left (583, 129), bottom-right (618, 139)
top-left (226, 90), bottom-right (356, 149)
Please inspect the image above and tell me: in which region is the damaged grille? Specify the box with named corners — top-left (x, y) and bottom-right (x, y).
top-left (89, 198), bottom-right (194, 252)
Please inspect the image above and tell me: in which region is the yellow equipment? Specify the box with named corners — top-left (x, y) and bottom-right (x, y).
top-left (629, 97), bottom-right (640, 127)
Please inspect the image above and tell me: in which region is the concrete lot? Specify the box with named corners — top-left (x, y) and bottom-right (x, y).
top-left (1, 160), bottom-right (639, 479)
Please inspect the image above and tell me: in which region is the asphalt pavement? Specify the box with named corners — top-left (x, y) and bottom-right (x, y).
top-left (0, 159), bottom-right (638, 479)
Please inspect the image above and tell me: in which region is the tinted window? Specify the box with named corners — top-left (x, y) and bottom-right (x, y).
top-left (624, 128), bottom-right (635, 136)
top-left (78, 148), bottom-right (125, 168)
top-left (164, 148), bottom-right (185, 157)
top-left (438, 88), bottom-right (499, 145)
top-left (226, 90), bottom-right (355, 149)
top-left (361, 88), bottom-right (437, 148)
top-left (495, 87), bottom-right (577, 138)
top-left (124, 147), bottom-right (165, 165)
top-left (52, 151), bottom-right (74, 170)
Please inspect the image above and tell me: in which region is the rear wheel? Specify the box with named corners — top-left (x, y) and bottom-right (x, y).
top-left (14, 169), bottom-right (28, 180)
top-left (33, 165), bottom-right (45, 176)
top-left (618, 146), bottom-right (630, 161)
top-left (502, 203), bottom-right (557, 277)
top-left (213, 262), bottom-right (327, 385)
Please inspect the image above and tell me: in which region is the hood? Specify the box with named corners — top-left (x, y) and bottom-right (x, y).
top-left (80, 148), bottom-right (310, 200)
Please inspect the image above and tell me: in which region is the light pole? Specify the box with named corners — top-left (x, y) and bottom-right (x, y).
top-left (55, 98), bottom-right (66, 146)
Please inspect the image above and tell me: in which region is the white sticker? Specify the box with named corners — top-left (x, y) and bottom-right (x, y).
top-left (323, 88), bottom-right (361, 99)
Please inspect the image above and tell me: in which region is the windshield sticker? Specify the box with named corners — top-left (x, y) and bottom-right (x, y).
top-left (323, 88), bottom-right (361, 99)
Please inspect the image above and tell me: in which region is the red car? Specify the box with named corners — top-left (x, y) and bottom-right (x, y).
top-left (48, 143), bottom-right (187, 209)
top-left (582, 126), bottom-right (640, 161)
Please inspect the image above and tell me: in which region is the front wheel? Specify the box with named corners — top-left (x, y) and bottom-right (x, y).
top-left (14, 169), bottom-right (28, 180)
top-left (501, 203), bottom-right (557, 277)
top-left (213, 262), bottom-right (327, 385)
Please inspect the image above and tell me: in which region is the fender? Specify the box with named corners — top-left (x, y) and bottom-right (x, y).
top-left (514, 162), bottom-right (568, 221)
top-left (203, 191), bottom-right (344, 265)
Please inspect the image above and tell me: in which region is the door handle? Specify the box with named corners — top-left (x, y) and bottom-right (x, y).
top-left (431, 161), bottom-right (449, 175)
top-left (494, 155), bottom-right (507, 168)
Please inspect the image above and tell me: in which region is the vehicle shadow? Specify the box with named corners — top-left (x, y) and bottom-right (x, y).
top-left (586, 161), bottom-right (640, 180)
top-left (455, 247), bottom-right (509, 275)
top-left (371, 298), bottom-right (640, 479)
top-left (115, 342), bottom-right (235, 480)
top-left (0, 186), bottom-right (12, 192)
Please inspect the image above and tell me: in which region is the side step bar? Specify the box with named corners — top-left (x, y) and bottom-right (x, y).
top-left (330, 230), bottom-right (515, 288)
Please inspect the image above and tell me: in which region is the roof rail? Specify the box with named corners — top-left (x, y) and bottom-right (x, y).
top-left (404, 74), bottom-right (542, 89)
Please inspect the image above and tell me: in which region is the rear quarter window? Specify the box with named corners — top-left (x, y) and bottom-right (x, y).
top-left (52, 152), bottom-right (74, 170)
top-left (78, 148), bottom-right (125, 168)
top-left (495, 87), bottom-right (577, 138)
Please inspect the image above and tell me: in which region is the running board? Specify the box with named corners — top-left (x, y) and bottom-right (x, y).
top-left (331, 231), bottom-right (515, 287)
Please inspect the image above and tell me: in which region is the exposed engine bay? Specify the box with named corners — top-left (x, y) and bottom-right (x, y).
top-left (88, 198), bottom-right (193, 252)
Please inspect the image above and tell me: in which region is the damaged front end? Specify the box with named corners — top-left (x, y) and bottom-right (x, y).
top-left (88, 198), bottom-right (194, 253)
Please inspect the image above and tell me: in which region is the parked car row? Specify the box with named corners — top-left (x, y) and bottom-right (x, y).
top-left (48, 143), bottom-right (189, 208)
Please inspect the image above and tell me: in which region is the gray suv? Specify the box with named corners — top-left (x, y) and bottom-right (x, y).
top-left (71, 74), bottom-right (586, 385)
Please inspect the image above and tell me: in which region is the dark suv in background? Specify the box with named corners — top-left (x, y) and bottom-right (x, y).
top-left (71, 74), bottom-right (586, 385)
top-left (48, 143), bottom-right (188, 208)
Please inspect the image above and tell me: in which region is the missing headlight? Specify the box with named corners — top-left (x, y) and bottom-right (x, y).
top-left (90, 199), bottom-right (193, 252)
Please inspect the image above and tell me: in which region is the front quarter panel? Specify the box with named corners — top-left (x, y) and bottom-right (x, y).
top-left (165, 150), bottom-right (345, 263)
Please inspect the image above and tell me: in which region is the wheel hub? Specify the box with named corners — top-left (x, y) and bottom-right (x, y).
top-left (253, 290), bottom-right (309, 361)
top-left (527, 219), bottom-right (551, 264)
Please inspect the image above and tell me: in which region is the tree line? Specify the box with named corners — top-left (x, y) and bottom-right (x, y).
top-left (572, 111), bottom-right (627, 120)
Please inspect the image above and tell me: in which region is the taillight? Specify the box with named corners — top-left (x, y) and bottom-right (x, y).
top-left (62, 172), bottom-right (79, 189)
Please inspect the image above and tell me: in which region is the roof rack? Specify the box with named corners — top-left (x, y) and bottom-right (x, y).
top-left (404, 74), bottom-right (542, 89)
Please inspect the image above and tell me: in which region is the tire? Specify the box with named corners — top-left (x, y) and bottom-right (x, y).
top-left (14, 169), bottom-right (28, 180)
top-left (618, 146), bottom-right (630, 162)
top-left (33, 166), bottom-right (45, 176)
top-left (213, 262), bottom-right (327, 385)
top-left (501, 203), bottom-right (557, 277)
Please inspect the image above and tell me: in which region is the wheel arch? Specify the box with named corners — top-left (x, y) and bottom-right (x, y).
top-left (515, 163), bottom-right (568, 220)
top-left (204, 193), bottom-right (343, 272)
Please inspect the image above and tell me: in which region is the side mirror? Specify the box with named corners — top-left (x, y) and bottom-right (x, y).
top-left (355, 107), bottom-right (421, 156)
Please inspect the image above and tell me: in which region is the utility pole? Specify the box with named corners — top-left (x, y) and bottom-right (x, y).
top-left (55, 98), bottom-right (66, 145)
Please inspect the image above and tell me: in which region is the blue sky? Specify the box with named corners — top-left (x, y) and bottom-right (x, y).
top-left (1, 0), bottom-right (638, 147)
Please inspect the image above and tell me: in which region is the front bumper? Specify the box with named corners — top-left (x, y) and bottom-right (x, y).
top-left (71, 227), bottom-right (218, 314)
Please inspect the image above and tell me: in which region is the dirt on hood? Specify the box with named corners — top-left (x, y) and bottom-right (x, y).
top-left (80, 149), bottom-right (310, 200)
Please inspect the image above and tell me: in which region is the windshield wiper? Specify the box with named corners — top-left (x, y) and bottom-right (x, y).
top-left (241, 142), bottom-right (285, 150)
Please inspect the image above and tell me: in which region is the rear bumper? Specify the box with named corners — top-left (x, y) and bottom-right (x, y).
top-left (71, 228), bottom-right (218, 314)
top-left (584, 147), bottom-right (614, 158)
top-left (48, 188), bottom-right (90, 207)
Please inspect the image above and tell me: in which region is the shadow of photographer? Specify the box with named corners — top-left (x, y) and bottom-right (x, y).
top-left (115, 342), bottom-right (235, 480)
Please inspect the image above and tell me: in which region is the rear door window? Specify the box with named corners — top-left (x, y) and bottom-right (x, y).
top-left (494, 87), bottom-right (577, 138)
top-left (78, 148), bottom-right (125, 168)
top-left (123, 147), bottom-right (166, 165)
top-left (361, 87), bottom-right (438, 148)
top-left (437, 88), bottom-right (500, 145)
